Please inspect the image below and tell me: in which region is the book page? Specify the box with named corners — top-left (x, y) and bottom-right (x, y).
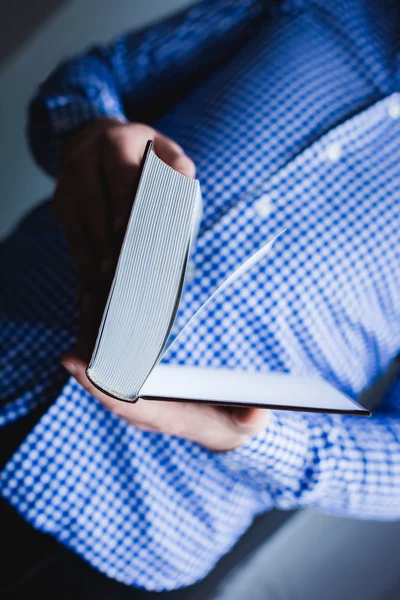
top-left (142, 230), bottom-right (368, 415)
top-left (87, 145), bottom-right (201, 401)
top-left (140, 364), bottom-right (368, 414)
top-left (161, 230), bottom-right (285, 362)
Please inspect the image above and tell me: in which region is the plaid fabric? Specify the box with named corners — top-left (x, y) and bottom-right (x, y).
top-left (2, 0), bottom-right (400, 591)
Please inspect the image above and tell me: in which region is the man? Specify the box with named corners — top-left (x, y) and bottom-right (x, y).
top-left (1, 0), bottom-right (400, 597)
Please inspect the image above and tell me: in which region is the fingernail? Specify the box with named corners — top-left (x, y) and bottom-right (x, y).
top-left (62, 360), bottom-right (77, 375)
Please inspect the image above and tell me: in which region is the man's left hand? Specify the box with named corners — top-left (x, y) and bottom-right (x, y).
top-left (62, 357), bottom-right (270, 452)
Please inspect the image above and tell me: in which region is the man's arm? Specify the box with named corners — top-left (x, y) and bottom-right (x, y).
top-left (216, 378), bottom-right (400, 520)
top-left (63, 358), bottom-right (400, 521)
top-left (30, 0), bottom-right (270, 356)
top-left (28, 0), bottom-right (268, 177)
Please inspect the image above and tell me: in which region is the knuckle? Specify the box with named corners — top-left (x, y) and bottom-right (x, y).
top-left (101, 125), bottom-right (124, 147)
top-left (129, 122), bottom-right (154, 137)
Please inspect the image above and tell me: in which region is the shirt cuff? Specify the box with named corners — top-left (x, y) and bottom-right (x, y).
top-left (29, 85), bottom-right (127, 177)
top-left (46, 88), bottom-right (127, 136)
top-left (215, 410), bottom-right (341, 509)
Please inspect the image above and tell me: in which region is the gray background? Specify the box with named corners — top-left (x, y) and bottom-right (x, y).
top-left (0, 0), bottom-right (195, 240)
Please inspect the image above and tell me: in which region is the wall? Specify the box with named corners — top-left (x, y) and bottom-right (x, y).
top-left (0, 0), bottom-right (195, 239)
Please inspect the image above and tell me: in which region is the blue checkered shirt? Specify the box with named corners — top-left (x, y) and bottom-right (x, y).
top-left (1, 0), bottom-right (400, 591)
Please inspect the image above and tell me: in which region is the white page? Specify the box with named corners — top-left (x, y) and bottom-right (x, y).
top-left (160, 230), bottom-right (286, 363)
top-left (87, 146), bottom-right (201, 400)
top-left (140, 230), bottom-right (369, 415)
top-left (140, 364), bottom-right (368, 414)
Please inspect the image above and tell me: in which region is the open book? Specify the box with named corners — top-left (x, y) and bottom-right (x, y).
top-left (86, 141), bottom-right (369, 416)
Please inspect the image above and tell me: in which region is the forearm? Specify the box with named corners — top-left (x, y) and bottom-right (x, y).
top-left (28, 0), bottom-right (269, 177)
top-left (217, 379), bottom-right (400, 520)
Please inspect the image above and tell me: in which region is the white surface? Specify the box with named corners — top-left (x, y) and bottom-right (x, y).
top-left (0, 0), bottom-right (196, 240)
top-left (141, 363), bottom-right (366, 413)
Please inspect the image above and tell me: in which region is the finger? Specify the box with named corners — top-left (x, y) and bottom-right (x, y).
top-left (154, 132), bottom-right (196, 178)
top-left (60, 353), bottom-right (267, 450)
top-left (100, 128), bottom-right (145, 250)
top-left (61, 354), bottom-right (172, 430)
top-left (102, 125), bottom-right (196, 252)
top-left (75, 279), bottom-right (112, 361)
top-left (78, 149), bottom-right (116, 267)
top-left (63, 121), bottom-right (122, 267)
top-left (61, 354), bottom-right (120, 412)
top-left (75, 291), bottom-right (98, 361)
top-left (169, 154), bottom-right (196, 179)
top-left (230, 407), bottom-right (270, 432)
top-left (60, 352), bottom-right (224, 433)
top-left (173, 402), bottom-right (262, 451)
top-left (53, 175), bottom-right (100, 287)
top-left (61, 354), bottom-right (128, 418)
top-left (106, 161), bottom-right (139, 251)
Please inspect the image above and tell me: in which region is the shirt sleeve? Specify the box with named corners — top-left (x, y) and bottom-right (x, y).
top-left (28, 0), bottom-right (269, 177)
top-left (216, 375), bottom-right (400, 520)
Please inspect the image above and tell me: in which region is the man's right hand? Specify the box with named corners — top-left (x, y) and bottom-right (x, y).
top-left (54, 119), bottom-right (196, 359)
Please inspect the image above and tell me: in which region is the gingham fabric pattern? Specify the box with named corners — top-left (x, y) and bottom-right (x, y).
top-left (2, 0), bottom-right (400, 591)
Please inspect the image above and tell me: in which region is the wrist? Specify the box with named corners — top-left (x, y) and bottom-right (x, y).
top-left (215, 411), bottom-right (311, 497)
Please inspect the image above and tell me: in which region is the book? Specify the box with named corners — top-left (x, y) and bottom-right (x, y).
top-left (86, 141), bottom-right (369, 416)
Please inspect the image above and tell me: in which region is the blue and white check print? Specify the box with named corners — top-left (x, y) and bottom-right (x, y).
top-left (1, 0), bottom-right (400, 591)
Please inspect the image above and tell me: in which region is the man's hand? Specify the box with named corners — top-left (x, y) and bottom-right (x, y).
top-left (54, 119), bottom-right (195, 359)
top-left (62, 357), bottom-right (270, 452)
top-left (57, 120), bottom-right (270, 452)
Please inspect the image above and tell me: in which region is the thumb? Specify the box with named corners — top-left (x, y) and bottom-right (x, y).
top-left (153, 133), bottom-right (196, 178)
top-left (169, 154), bottom-right (196, 179)
top-left (231, 407), bottom-right (270, 432)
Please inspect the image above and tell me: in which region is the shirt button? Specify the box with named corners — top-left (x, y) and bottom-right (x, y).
top-left (325, 141), bottom-right (342, 162)
top-left (227, 463), bottom-right (243, 473)
top-left (185, 261), bottom-right (196, 283)
top-left (388, 99), bottom-right (400, 120)
top-left (254, 194), bottom-right (273, 217)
